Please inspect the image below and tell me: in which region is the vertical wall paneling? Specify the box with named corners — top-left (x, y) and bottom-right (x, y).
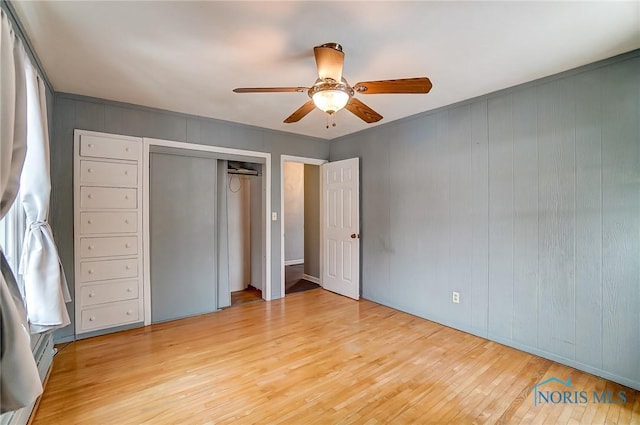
top-left (186, 118), bottom-right (202, 144)
top-left (330, 54), bottom-right (640, 389)
top-left (74, 101), bottom-right (105, 132)
top-left (434, 112), bottom-right (452, 319)
top-left (201, 119), bottom-right (233, 148)
top-left (447, 105), bottom-right (473, 328)
top-left (51, 98), bottom-right (77, 340)
top-left (470, 100), bottom-right (489, 335)
top-left (511, 87), bottom-right (539, 348)
top-left (389, 119), bottom-right (427, 314)
top-left (105, 106), bottom-right (188, 141)
top-left (487, 94), bottom-right (514, 340)
top-left (601, 59), bottom-right (640, 381)
top-left (421, 113), bottom-right (450, 319)
top-left (357, 127), bottom-right (391, 303)
top-left (537, 78), bottom-right (576, 360)
top-left (574, 68), bottom-right (603, 369)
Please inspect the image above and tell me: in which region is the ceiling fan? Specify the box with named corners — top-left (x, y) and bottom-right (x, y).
top-left (233, 43), bottom-right (432, 126)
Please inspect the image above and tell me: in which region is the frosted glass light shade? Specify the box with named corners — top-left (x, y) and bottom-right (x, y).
top-left (312, 89), bottom-right (350, 114)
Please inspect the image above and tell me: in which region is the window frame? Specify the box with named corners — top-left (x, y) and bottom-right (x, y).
top-left (0, 190), bottom-right (26, 282)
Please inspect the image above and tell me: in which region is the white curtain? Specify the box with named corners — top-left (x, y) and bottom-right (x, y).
top-left (19, 59), bottom-right (70, 334)
top-left (0, 8), bottom-right (43, 413)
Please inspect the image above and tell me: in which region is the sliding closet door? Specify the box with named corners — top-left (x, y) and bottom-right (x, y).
top-left (150, 153), bottom-right (217, 322)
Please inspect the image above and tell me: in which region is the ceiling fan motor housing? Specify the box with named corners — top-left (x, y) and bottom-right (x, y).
top-left (320, 42), bottom-right (343, 52)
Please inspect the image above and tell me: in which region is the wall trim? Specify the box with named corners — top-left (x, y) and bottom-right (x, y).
top-left (302, 274), bottom-right (321, 285)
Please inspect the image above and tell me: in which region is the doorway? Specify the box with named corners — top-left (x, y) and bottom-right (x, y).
top-left (143, 140), bottom-right (271, 325)
top-left (280, 156), bottom-right (327, 297)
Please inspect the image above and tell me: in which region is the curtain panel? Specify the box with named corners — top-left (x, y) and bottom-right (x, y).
top-left (19, 60), bottom-right (71, 334)
top-left (0, 8), bottom-right (43, 413)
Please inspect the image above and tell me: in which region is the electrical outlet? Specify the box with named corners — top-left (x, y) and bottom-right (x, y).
top-left (452, 291), bottom-right (460, 304)
top-left (272, 212), bottom-right (278, 221)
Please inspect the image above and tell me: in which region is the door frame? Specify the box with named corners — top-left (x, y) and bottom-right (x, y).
top-left (143, 138), bottom-right (272, 325)
top-left (280, 155), bottom-right (327, 297)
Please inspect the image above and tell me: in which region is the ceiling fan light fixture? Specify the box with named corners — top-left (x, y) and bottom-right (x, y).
top-left (312, 89), bottom-right (350, 114)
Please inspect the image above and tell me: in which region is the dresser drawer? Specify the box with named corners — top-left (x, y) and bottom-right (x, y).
top-left (80, 187), bottom-right (137, 209)
top-left (80, 280), bottom-right (139, 306)
top-left (80, 135), bottom-right (139, 161)
top-left (80, 258), bottom-right (138, 282)
top-left (80, 160), bottom-right (137, 187)
top-left (80, 211), bottom-right (137, 234)
top-left (80, 300), bottom-right (139, 331)
top-left (79, 236), bottom-right (138, 258)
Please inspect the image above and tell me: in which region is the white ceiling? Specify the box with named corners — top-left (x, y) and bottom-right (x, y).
top-left (12, 1), bottom-right (640, 140)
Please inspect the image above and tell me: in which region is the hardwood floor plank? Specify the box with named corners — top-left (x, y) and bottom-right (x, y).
top-left (33, 290), bottom-right (638, 424)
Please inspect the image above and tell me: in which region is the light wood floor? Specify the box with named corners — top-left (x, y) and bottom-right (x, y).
top-left (230, 286), bottom-right (263, 306)
top-left (34, 290), bottom-right (639, 424)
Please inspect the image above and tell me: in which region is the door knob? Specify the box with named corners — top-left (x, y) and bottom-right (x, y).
top-left (350, 233), bottom-right (360, 239)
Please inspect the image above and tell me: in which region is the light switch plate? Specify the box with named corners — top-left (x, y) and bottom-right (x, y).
top-left (272, 212), bottom-right (277, 221)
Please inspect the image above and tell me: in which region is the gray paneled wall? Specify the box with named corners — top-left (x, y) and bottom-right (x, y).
top-left (51, 95), bottom-right (329, 341)
top-left (330, 53), bottom-right (640, 390)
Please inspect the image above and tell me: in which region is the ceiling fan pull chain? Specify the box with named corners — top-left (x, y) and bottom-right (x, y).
top-left (325, 113), bottom-right (338, 129)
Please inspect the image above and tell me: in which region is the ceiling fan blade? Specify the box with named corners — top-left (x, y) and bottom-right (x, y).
top-left (345, 98), bottom-right (383, 123)
top-left (233, 87), bottom-right (307, 93)
top-left (284, 100), bottom-right (316, 123)
top-left (353, 77), bottom-right (432, 94)
top-left (314, 43), bottom-right (344, 82)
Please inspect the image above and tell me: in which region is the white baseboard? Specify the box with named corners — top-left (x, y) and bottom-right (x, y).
top-left (284, 259), bottom-right (304, 266)
top-left (303, 274), bottom-right (321, 285)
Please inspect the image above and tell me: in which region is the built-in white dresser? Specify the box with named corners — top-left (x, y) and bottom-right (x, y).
top-left (74, 130), bottom-right (144, 336)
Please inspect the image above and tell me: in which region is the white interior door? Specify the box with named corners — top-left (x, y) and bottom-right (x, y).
top-left (321, 158), bottom-right (360, 300)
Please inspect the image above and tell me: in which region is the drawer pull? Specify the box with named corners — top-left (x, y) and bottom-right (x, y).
top-left (124, 195), bottom-right (129, 200)
top-left (125, 243), bottom-right (131, 248)
top-left (87, 245), bottom-right (93, 250)
top-left (87, 220), bottom-right (93, 224)
top-left (125, 219), bottom-right (129, 224)
top-left (125, 147), bottom-right (130, 152)
top-left (126, 310), bottom-right (132, 316)
top-left (87, 269), bottom-right (94, 274)
top-left (124, 170), bottom-right (129, 176)
top-left (125, 265), bottom-right (130, 270)
top-left (87, 194), bottom-right (93, 199)
top-left (88, 168), bottom-right (93, 173)
top-left (87, 143), bottom-right (93, 148)
top-left (89, 292), bottom-right (95, 298)
top-left (127, 288), bottom-right (132, 292)
top-left (89, 316), bottom-right (96, 322)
